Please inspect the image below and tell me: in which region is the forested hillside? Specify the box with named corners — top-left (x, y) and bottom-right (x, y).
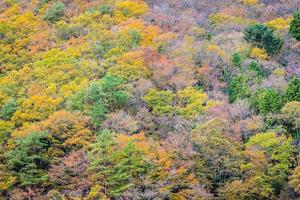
top-left (0, 0), bottom-right (299, 199)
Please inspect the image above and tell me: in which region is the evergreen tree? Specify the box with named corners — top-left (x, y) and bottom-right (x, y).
top-left (251, 88), bottom-right (282, 115)
top-left (88, 130), bottom-right (147, 198)
top-left (44, 2), bottom-right (65, 23)
top-left (284, 76), bottom-right (300, 102)
top-left (289, 12), bottom-right (300, 41)
top-left (6, 132), bottom-right (50, 187)
top-left (0, 98), bottom-right (18, 120)
top-left (244, 24), bottom-right (283, 55)
top-left (228, 75), bottom-right (250, 103)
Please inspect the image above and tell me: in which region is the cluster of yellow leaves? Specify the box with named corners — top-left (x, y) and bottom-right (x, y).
top-left (266, 17), bottom-right (291, 31)
top-left (11, 95), bottom-right (62, 126)
top-left (272, 68), bottom-right (286, 77)
top-left (177, 87), bottom-right (219, 118)
top-left (207, 44), bottom-right (225, 57)
top-left (107, 50), bottom-right (151, 81)
top-left (117, 19), bottom-right (162, 47)
top-left (209, 13), bottom-right (255, 26)
top-left (250, 47), bottom-right (269, 60)
top-left (243, 0), bottom-right (259, 6)
top-left (190, 26), bottom-right (206, 38)
top-left (115, 0), bottom-right (148, 22)
top-left (10, 110), bottom-right (92, 150)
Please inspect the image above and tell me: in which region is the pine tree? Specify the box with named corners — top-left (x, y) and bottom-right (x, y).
top-left (289, 12), bottom-right (300, 41)
top-left (244, 24), bottom-right (283, 55)
top-left (88, 130), bottom-right (147, 198)
top-left (6, 132), bottom-right (50, 187)
top-left (284, 76), bottom-right (300, 102)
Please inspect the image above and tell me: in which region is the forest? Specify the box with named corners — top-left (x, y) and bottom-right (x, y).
top-left (0, 0), bottom-right (299, 199)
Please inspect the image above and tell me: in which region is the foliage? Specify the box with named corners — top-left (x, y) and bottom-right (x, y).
top-left (284, 76), bottom-right (300, 102)
top-left (289, 166), bottom-right (300, 194)
top-left (7, 132), bottom-right (50, 187)
top-left (250, 47), bottom-right (268, 60)
top-left (228, 75), bottom-right (250, 103)
top-left (266, 17), bottom-right (291, 31)
top-left (88, 130), bottom-right (148, 198)
top-left (143, 89), bottom-right (174, 115)
top-left (231, 52), bottom-right (242, 68)
top-left (191, 118), bottom-right (243, 188)
top-left (244, 24), bottom-right (284, 55)
top-left (44, 2), bottom-right (65, 23)
top-left (0, 0), bottom-right (299, 199)
top-left (289, 12), bottom-right (300, 41)
top-left (0, 99), bottom-right (18, 121)
top-left (251, 88), bottom-right (282, 115)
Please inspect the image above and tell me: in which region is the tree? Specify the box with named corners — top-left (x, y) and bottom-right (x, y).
top-left (88, 130), bottom-right (148, 198)
top-left (84, 75), bottom-right (130, 127)
top-left (244, 24), bottom-right (283, 55)
top-left (222, 132), bottom-right (297, 199)
top-left (289, 12), bottom-right (300, 41)
top-left (143, 89), bottom-right (175, 115)
top-left (7, 132), bottom-right (50, 187)
top-left (280, 101), bottom-right (300, 138)
top-left (245, 132), bottom-right (296, 195)
top-left (44, 2), bottom-right (65, 23)
top-left (231, 52), bottom-right (242, 68)
top-left (284, 76), bottom-right (300, 102)
top-left (251, 88), bottom-right (282, 115)
top-left (191, 118), bottom-right (243, 189)
top-left (0, 98), bottom-right (18, 121)
top-left (48, 150), bottom-right (91, 199)
top-left (228, 75), bottom-right (250, 103)
top-left (289, 166), bottom-right (300, 194)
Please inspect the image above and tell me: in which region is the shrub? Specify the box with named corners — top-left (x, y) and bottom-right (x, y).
top-left (244, 24), bottom-right (283, 55)
top-left (289, 12), bottom-right (300, 41)
top-left (284, 76), bottom-right (300, 102)
top-left (247, 61), bottom-right (266, 78)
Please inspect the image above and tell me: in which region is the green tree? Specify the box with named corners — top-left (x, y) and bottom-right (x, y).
top-left (284, 76), bottom-right (300, 102)
top-left (246, 132), bottom-right (296, 195)
top-left (0, 98), bottom-right (18, 121)
top-left (228, 75), bottom-right (250, 103)
top-left (44, 2), bottom-right (65, 23)
top-left (231, 52), bottom-right (242, 68)
top-left (247, 61), bottom-right (266, 79)
top-left (251, 88), bottom-right (282, 115)
top-left (6, 132), bottom-right (50, 187)
top-left (244, 24), bottom-right (283, 55)
top-left (129, 29), bottom-right (142, 49)
top-left (289, 12), bottom-right (300, 41)
top-left (99, 5), bottom-right (113, 15)
top-left (143, 89), bottom-right (175, 115)
top-left (83, 75), bottom-right (129, 127)
top-left (88, 130), bottom-right (148, 198)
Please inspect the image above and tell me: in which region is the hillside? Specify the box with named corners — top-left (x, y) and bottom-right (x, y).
top-left (0, 0), bottom-right (300, 199)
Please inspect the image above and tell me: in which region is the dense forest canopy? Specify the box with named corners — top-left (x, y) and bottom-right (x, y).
top-left (0, 0), bottom-right (299, 199)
